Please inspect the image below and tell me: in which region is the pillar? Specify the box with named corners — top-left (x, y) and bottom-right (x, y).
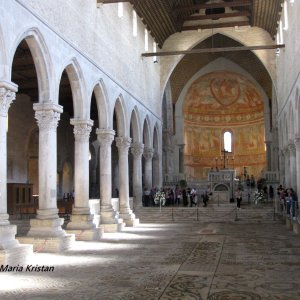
top-left (288, 141), bottom-right (296, 191)
top-left (295, 136), bottom-right (300, 194)
top-left (0, 81), bottom-right (32, 264)
top-left (131, 142), bottom-right (144, 208)
top-left (97, 129), bottom-right (123, 232)
top-left (152, 151), bottom-right (160, 188)
top-left (265, 141), bottom-right (272, 171)
top-left (66, 119), bottom-right (102, 241)
top-left (21, 103), bottom-right (74, 252)
top-left (283, 146), bottom-right (290, 188)
top-left (116, 137), bottom-right (138, 226)
top-left (143, 147), bottom-right (154, 189)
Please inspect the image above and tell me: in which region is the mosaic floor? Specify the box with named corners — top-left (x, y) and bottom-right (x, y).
top-left (1, 216), bottom-right (300, 299)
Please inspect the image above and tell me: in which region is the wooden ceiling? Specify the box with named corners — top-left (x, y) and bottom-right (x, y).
top-left (11, 1), bottom-right (282, 116)
top-left (98, 0), bottom-right (283, 48)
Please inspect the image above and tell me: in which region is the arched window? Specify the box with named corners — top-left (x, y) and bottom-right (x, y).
top-left (223, 131), bottom-right (232, 152)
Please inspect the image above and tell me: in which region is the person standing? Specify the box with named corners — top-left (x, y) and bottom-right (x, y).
top-left (235, 188), bottom-right (242, 209)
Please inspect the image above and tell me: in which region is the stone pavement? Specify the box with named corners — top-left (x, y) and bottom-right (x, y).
top-left (1, 209), bottom-right (300, 299)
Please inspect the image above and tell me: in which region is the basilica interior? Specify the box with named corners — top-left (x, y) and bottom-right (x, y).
top-left (1, 0), bottom-right (300, 299)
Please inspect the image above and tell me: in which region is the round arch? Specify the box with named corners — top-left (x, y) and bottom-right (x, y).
top-left (142, 116), bottom-right (151, 147)
top-left (9, 27), bottom-right (52, 102)
top-left (130, 107), bottom-right (141, 143)
top-left (113, 96), bottom-right (127, 137)
top-left (89, 79), bottom-right (110, 129)
top-left (161, 29), bottom-right (276, 98)
top-left (57, 58), bottom-right (86, 119)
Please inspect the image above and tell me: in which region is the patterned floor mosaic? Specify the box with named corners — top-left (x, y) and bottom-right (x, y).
top-left (1, 216), bottom-right (300, 299)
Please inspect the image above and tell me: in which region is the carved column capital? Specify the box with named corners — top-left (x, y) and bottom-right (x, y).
top-left (96, 128), bottom-right (115, 147)
top-left (143, 147), bottom-right (154, 160)
top-left (282, 146), bottom-right (289, 156)
top-left (288, 142), bottom-right (296, 156)
top-left (294, 137), bottom-right (300, 150)
top-left (33, 103), bottom-right (63, 132)
top-left (0, 85), bottom-right (17, 117)
top-left (131, 142), bottom-right (144, 159)
top-left (115, 137), bottom-right (131, 153)
top-left (71, 119), bottom-right (93, 142)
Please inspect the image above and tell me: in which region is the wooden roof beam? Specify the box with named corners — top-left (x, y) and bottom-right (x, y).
top-left (141, 44), bottom-right (285, 57)
top-left (174, 0), bottom-right (252, 13)
top-left (182, 20), bottom-right (250, 31)
top-left (183, 11), bottom-right (251, 21)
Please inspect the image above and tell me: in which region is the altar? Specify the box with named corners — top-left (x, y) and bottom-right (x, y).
top-left (208, 169), bottom-right (236, 203)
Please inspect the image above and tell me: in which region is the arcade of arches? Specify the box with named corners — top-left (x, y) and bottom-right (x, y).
top-left (0, 0), bottom-right (300, 268)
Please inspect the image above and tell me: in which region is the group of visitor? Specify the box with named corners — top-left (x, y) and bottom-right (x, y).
top-left (277, 185), bottom-right (298, 220)
top-left (142, 186), bottom-right (210, 207)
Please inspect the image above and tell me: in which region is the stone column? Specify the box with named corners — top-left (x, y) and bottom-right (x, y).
top-left (178, 144), bottom-right (185, 174)
top-left (97, 129), bottom-right (123, 232)
top-left (288, 141), bottom-right (296, 191)
top-left (116, 137), bottom-right (138, 226)
top-left (272, 146), bottom-right (279, 171)
top-left (66, 119), bottom-right (102, 241)
top-left (131, 142), bottom-right (144, 208)
top-left (22, 103), bottom-right (74, 252)
top-left (143, 147), bottom-right (154, 189)
top-left (0, 82), bottom-right (32, 264)
top-left (283, 147), bottom-right (290, 188)
top-left (295, 137), bottom-right (300, 195)
top-left (152, 151), bottom-right (160, 188)
top-left (265, 141), bottom-right (272, 171)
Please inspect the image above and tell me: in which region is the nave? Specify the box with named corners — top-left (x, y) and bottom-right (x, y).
top-left (2, 201), bottom-right (300, 300)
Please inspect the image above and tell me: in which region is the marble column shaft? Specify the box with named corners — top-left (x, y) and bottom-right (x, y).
top-left (143, 147), bottom-right (154, 189)
top-left (71, 119), bottom-right (93, 214)
top-left (116, 137), bottom-right (132, 213)
top-left (0, 84), bottom-right (17, 225)
top-left (288, 142), bottom-right (296, 191)
top-left (295, 137), bottom-right (300, 194)
top-left (265, 141), bottom-right (272, 171)
top-left (97, 129), bottom-right (119, 225)
top-left (283, 147), bottom-right (290, 188)
top-left (131, 142), bottom-right (144, 205)
top-left (34, 103), bottom-right (63, 219)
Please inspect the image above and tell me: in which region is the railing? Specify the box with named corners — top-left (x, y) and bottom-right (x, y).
top-left (263, 171), bottom-right (280, 183)
top-left (208, 170), bottom-right (236, 182)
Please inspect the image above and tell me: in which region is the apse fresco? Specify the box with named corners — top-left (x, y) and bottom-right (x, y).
top-left (183, 71), bottom-right (266, 180)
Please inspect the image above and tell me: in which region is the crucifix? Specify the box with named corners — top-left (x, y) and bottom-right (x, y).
top-left (221, 149), bottom-right (229, 169)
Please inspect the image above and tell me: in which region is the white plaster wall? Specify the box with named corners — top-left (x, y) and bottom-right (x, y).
top-left (13, 0), bottom-right (161, 116)
top-left (276, 0), bottom-right (300, 115)
top-left (0, 0), bottom-right (162, 143)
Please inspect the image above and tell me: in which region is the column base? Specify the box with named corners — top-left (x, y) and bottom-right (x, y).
top-left (119, 210), bottom-right (139, 227)
top-left (66, 227), bottom-right (103, 241)
top-left (101, 220), bottom-right (125, 233)
top-left (99, 209), bottom-right (125, 232)
top-left (293, 221), bottom-right (299, 234)
top-left (27, 217), bottom-right (66, 237)
top-left (286, 216), bottom-right (292, 229)
top-left (17, 234), bottom-right (74, 253)
top-left (0, 225), bottom-right (33, 265)
top-left (67, 214), bottom-right (96, 230)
